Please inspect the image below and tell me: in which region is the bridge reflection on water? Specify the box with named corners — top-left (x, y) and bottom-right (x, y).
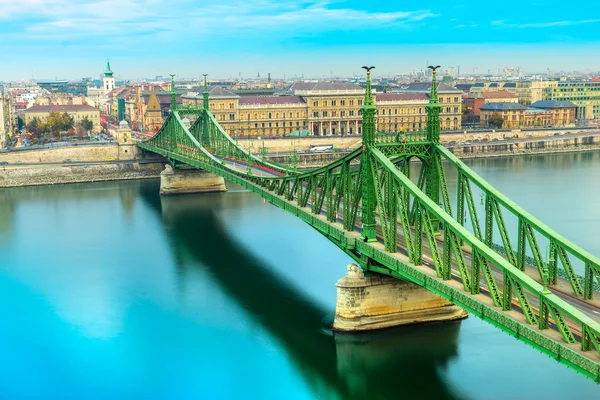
top-left (141, 187), bottom-right (466, 400)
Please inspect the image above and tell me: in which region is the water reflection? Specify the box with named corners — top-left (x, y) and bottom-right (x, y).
top-left (142, 190), bottom-right (465, 399)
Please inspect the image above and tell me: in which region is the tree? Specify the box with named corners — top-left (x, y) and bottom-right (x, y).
top-left (26, 117), bottom-right (41, 136)
top-left (43, 111), bottom-right (64, 138)
top-left (61, 112), bottom-right (74, 132)
top-left (488, 113), bottom-right (504, 129)
top-left (81, 117), bottom-right (93, 133)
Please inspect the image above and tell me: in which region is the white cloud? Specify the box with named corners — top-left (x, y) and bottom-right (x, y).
top-left (491, 18), bottom-right (600, 29)
top-left (1, 0), bottom-right (437, 41)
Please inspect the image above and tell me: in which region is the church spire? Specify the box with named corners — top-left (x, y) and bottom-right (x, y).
top-left (104, 59), bottom-right (113, 77)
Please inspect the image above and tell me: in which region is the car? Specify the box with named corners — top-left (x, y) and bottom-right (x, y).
top-left (63, 159), bottom-right (72, 163)
top-left (0, 161), bottom-right (8, 165)
top-left (105, 157), bottom-right (116, 161)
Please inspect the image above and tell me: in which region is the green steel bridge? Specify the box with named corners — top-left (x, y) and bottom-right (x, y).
top-left (138, 68), bottom-right (600, 382)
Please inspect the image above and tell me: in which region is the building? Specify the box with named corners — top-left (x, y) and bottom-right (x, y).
top-left (399, 81), bottom-right (462, 130)
top-left (144, 93), bottom-right (163, 132)
top-left (182, 81), bottom-right (463, 137)
top-left (464, 90), bottom-right (519, 122)
top-left (117, 120), bottom-right (135, 160)
top-left (480, 102), bottom-right (526, 129)
top-left (480, 100), bottom-right (576, 129)
top-left (529, 100), bottom-right (577, 127)
top-left (103, 60), bottom-right (115, 95)
top-left (24, 104), bottom-right (101, 132)
top-left (544, 81), bottom-right (600, 120)
top-left (0, 95), bottom-right (7, 147)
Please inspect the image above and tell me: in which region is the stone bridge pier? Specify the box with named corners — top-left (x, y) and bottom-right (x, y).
top-left (160, 164), bottom-right (227, 195)
top-left (333, 264), bottom-right (467, 331)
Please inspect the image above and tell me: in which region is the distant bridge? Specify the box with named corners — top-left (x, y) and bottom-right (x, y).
top-left (138, 70), bottom-right (600, 382)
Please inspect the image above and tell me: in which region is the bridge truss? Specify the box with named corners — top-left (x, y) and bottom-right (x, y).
top-left (138, 71), bottom-right (600, 382)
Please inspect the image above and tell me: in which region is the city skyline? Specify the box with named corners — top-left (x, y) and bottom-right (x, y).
top-left (1, 0), bottom-right (600, 80)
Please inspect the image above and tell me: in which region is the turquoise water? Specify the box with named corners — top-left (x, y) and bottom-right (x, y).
top-left (1, 151), bottom-right (600, 399)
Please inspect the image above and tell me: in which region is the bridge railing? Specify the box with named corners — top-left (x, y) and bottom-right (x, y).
top-left (437, 145), bottom-right (600, 300)
top-left (369, 147), bottom-right (600, 367)
top-left (375, 131), bottom-right (427, 143)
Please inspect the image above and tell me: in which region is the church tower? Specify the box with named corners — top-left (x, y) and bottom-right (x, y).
top-left (103, 59), bottom-right (115, 94)
top-left (144, 93), bottom-right (163, 132)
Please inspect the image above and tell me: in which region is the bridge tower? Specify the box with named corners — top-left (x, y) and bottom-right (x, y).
top-left (169, 74), bottom-right (177, 112)
top-left (360, 66), bottom-right (377, 242)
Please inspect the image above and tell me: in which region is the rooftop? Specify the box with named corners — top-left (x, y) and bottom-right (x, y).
top-left (530, 100), bottom-right (577, 109)
top-left (401, 82), bottom-right (461, 93)
top-left (480, 102), bottom-right (526, 111)
top-left (481, 90), bottom-right (517, 99)
top-left (25, 104), bottom-right (99, 112)
top-left (286, 82), bottom-right (362, 94)
top-left (239, 95), bottom-right (305, 105)
top-left (376, 93), bottom-right (429, 102)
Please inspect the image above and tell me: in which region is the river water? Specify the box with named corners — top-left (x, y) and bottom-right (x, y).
top-left (1, 151), bottom-right (600, 399)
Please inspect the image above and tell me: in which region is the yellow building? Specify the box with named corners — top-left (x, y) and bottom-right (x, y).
top-left (182, 81), bottom-right (463, 137)
top-left (24, 104), bottom-right (101, 132)
top-left (144, 93), bottom-right (163, 132)
top-left (545, 81), bottom-right (600, 120)
top-left (480, 103), bottom-right (527, 129)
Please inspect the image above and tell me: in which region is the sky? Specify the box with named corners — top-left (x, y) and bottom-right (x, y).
top-left (0, 0), bottom-right (599, 81)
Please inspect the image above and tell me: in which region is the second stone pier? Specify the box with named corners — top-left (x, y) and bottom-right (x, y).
top-left (160, 164), bottom-right (227, 195)
top-left (333, 264), bottom-right (467, 332)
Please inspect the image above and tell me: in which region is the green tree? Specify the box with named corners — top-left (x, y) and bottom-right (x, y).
top-left (488, 113), bottom-right (504, 129)
top-left (42, 111), bottom-right (64, 138)
top-left (81, 117), bottom-right (94, 133)
top-left (26, 117), bottom-right (41, 136)
top-left (61, 112), bottom-right (74, 132)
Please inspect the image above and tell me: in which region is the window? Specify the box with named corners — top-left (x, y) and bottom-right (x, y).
top-left (349, 100), bottom-right (355, 106)
top-left (313, 111), bottom-right (319, 117)
top-left (454, 97), bottom-right (459, 102)
top-left (331, 100), bottom-right (337, 106)
top-left (276, 122), bottom-right (279, 127)
top-left (269, 122), bottom-right (272, 127)
top-left (313, 101), bottom-right (318, 107)
top-left (268, 113), bottom-right (272, 119)
top-left (349, 110), bottom-right (355, 116)
top-left (323, 111), bottom-right (328, 117)
top-left (358, 100), bottom-right (363, 106)
top-left (340, 100), bottom-right (346, 106)
top-left (381, 109), bottom-right (386, 115)
top-left (322, 100), bottom-right (328, 107)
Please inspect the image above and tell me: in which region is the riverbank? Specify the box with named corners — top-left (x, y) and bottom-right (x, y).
top-left (448, 134), bottom-right (600, 159)
top-left (0, 161), bottom-right (164, 188)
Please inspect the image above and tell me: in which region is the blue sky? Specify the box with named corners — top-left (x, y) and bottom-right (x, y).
top-left (0, 0), bottom-right (599, 80)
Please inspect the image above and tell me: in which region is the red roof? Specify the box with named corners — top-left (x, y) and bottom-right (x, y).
top-left (376, 93), bottom-right (429, 102)
top-left (239, 95), bottom-right (305, 105)
top-left (481, 90), bottom-right (517, 99)
top-left (25, 104), bottom-right (99, 112)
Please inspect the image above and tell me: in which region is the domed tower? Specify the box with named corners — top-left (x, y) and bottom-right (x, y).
top-left (103, 59), bottom-right (115, 95)
top-left (117, 120), bottom-right (135, 160)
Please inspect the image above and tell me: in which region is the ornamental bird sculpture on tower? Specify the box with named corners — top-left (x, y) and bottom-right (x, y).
top-left (428, 65), bottom-right (441, 73)
top-left (362, 66), bottom-right (375, 73)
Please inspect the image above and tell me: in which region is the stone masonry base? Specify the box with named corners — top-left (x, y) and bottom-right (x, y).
top-left (333, 264), bottom-right (468, 332)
